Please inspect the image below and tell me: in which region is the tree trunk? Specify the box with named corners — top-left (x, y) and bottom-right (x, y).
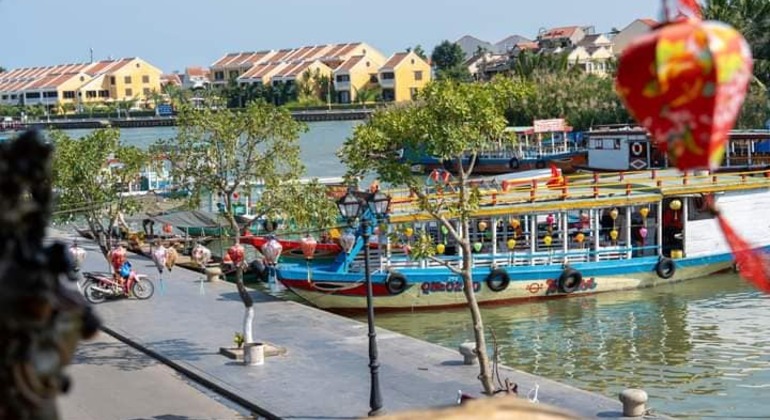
top-left (460, 222), bottom-right (495, 396)
top-left (226, 209), bottom-right (254, 343)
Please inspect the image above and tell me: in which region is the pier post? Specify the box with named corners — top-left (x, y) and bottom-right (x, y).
top-left (619, 388), bottom-right (648, 417)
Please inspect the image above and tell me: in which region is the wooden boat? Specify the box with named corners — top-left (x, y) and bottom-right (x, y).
top-left (402, 119), bottom-right (587, 175)
top-left (276, 168), bottom-right (770, 311)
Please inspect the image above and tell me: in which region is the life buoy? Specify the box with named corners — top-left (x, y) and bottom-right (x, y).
top-left (655, 257), bottom-right (676, 279)
top-left (509, 157), bottom-right (520, 170)
top-left (535, 160), bottom-right (546, 169)
top-left (486, 268), bottom-right (510, 292)
top-left (386, 272), bottom-right (408, 295)
top-left (558, 267), bottom-right (582, 294)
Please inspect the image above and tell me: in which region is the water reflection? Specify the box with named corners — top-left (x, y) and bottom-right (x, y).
top-left (358, 273), bottom-right (770, 418)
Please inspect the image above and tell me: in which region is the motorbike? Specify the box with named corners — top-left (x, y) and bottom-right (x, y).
top-left (82, 271), bottom-right (155, 304)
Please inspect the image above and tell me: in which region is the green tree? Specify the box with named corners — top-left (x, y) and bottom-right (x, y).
top-left (158, 101), bottom-right (336, 344)
top-left (50, 128), bottom-right (147, 260)
top-left (509, 51), bottom-right (582, 78)
top-left (406, 45), bottom-right (428, 60)
top-left (736, 84), bottom-right (769, 128)
top-left (338, 80), bottom-right (508, 395)
top-left (431, 40), bottom-right (472, 81)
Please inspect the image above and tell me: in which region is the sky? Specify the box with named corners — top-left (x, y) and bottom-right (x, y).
top-left (0, 0), bottom-right (660, 73)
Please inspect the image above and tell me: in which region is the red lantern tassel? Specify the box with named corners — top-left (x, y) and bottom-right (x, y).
top-left (715, 212), bottom-right (770, 292)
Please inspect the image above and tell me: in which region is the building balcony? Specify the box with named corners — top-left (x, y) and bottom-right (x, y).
top-left (334, 81), bottom-right (351, 91)
top-left (378, 78), bottom-right (394, 88)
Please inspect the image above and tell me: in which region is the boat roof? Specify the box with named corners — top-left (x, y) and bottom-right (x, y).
top-left (387, 168), bottom-right (770, 222)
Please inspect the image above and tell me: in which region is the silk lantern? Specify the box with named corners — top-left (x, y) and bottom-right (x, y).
top-left (478, 221), bottom-right (488, 232)
top-left (228, 243), bottom-right (245, 266)
top-left (473, 242), bottom-right (483, 252)
top-left (191, 244), bottom-right (212, 268)
top-left (436, 243), bottom-right (446, 254)
top-left (543, 236), bottom-right (552, 247)
top-left (300, 235), bottom-right (318, 260)
top-left (339, 230), bottom-right (356, 254)
top-left (151, 245), bottom-right (167, 274)
top-left (404, 227), bottom-right (414, 238)
top-left (640, 207), bottom-right (650, 219)
top-left (509, 219), bottom-right (520, 229)
top-left (261, 237), bottom-right (283, 265)
top-left (575, 232), bottom-right (585, 243)
top-left (616, 14), bottom-right (753, 170)
top-left (610, 230), bottom-right (619, 241)
top-left (165, 246), bottom-right (177, 271)
top-left (507, 239), bottom-right (516, 250)
top-left (639, 226), bottom-right (649, 239)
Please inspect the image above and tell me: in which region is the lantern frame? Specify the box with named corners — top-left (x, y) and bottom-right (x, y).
top-left (337, 189), bottom-right (363, 224)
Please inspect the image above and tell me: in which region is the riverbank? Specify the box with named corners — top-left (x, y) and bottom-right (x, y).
top-left (25, 108), bottom-right (372, 130)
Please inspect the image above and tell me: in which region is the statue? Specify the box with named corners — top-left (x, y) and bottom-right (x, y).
top-left (0, 130), bottom-right (100, 420)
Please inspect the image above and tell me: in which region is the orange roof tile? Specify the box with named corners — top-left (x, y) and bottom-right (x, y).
top-left (382, 52), bottom-right (408, 69)
top-left (336, 55), bottom-right (364, 72)
top-left (186, 67), bottom-right (210, 77)
top-left (539, 26), bottom-right (580, 39)
top-left (337, 42), bottom-right (361, 56)
top-left (212, 53), bottom-right (241, 67)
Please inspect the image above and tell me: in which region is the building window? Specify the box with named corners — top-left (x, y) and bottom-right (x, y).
top-left (125, 88), bottom-right (133, 97)
top-left (369, 74), bottom-right (378, 83)
top-left (143, 88), bottom-right (151, 96)
top-left (10, 94), bottom-right (17, 100)
top-left (414, 71), bottom-right (423, 81)
top-left (98, 90), bottom-right (109, 98)
top-left (338, 91), bottom-right (350, 104)
top-left (43, 91), bottom-right (58, 98)
top-left (335, 74), bottom-right (350, 82)
top-left (1, 95), bottom-right (6, 100)
top-left (86, 91), bottom-right (97, 98)
top-left (124, 76), bottom-right (132, 84)
top-left (25, 92), bottom-right (41, 99)
top-left (142, 75), bottom-right (150, 83)
top-left (214, 71), bottom-right (225, 81)
top-left (381, 72), bottom-right (394, 80)
top-left (63, 91), bottom-right (76, 99)
top-left (381, 88), bottom-right (395, 102)
top-left (229, 70), bottom-right (239, 80)
top-left (110, 76), bottom-right (116, 85)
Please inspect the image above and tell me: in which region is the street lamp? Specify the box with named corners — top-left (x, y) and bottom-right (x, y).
top-left (336, 188), bottom-right (391, 417)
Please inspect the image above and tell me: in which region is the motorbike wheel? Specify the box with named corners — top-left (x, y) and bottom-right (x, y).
top-left (83, 281), bottom-right (107, 304)
top-left (132, 277), bottom-right (155, 300)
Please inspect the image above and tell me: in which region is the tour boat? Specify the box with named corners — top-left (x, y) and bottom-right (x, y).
top-left (276, 168), bottom-right (770, 311)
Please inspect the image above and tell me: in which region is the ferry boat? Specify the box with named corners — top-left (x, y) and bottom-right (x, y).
top-left (402, 119), bottom-right (587, 175)
top-left (275, 168), bottom-right (770, 311)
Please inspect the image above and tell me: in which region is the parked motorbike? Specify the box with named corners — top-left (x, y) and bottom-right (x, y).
top-left (82, 271), bottom-right (155, 304)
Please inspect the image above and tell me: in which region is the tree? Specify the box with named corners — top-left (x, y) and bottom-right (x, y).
top-left (50, 128), bottom-right (147, 261)
top-left (431, 41), bottom-right (472, 81)
top-left (158, 101), bottom-right (337, 345)
top-left (407, 45), bottom-right (428, 60)
top-left (338, 80), bottom-right (508, 395)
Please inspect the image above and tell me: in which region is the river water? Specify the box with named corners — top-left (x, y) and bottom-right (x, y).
top-left (61, 124), bottom-right (770, 418)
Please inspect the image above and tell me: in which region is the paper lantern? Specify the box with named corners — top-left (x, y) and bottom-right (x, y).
top-left (261, 237), bottom-right (283, 265)
top-left (507, 239), bottom-right (516, 250)
top-left (228, 243), bottom-right (245, 266)
top-left (404, 227), bottom-right (414, 237)
top-left (640, 207), bottom-right (650, 218)
top-left (478, 221), bottom-right (488, 232)
top-left (329, 228), bottom-right (341, 240)
top-left (575, 232), bottom-right (585, 243)
top-left (191, 244), bottom-right (212, 268)
top-left (543, 236), bottom-right (552, 247)
top-left (546, 214), bottom-right (554, 225)
top-left (339, 230), bottom-right (356, 254)
top-left (300, 235), bottom-right (318, 260)
top-left (509, 219), bottom-right (520, 229)
top-left (670, 199), bottom-right (682, 211)
top-left (436, 243), bottom-right (445, 254)
top-left (610, 230), bottom-right (619, 241)
top-left (165, 247), bottom-right (177, 271)
top-left (639, 226), bottom-right (649, 239)
top-left (441, 225), bottom-right (449, 235)
top-left (69, 243), bottom-right (86, 270)
top-left (151, 245), bottom-right (167, 274)
top-left (473, 242), bottom-right (483, 252)
top-left (609, 208), bottom-right (619, 220)
top-left (616, 18), bottom-right (753, 170)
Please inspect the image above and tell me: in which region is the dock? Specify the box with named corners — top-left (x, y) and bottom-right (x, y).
top-left (65, 234), bottom-right (662, 419)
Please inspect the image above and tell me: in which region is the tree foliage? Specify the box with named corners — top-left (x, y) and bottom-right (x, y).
top-left (50, 128), bottom-right (147, 259)
top-left (339, 80), bottom-right (508, 395)
top-left (407, 45), bottom-right (428, 60)
top-left (431, 40), bottom-right (472, 81)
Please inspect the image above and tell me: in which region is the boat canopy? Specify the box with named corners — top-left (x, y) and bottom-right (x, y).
top-left (146, 210), bottom-right (225, 229)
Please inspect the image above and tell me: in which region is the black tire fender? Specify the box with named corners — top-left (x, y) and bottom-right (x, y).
top-left (386, 271), bottom-right (408, 295)
top-left (509, 157), bottom-right (520, 170)
top-left (558, 267), bottom-right (582, 294)
top-left (486, 268), bottom-right (510, 292)
top-left (655, 257), bottom-right (676, 279)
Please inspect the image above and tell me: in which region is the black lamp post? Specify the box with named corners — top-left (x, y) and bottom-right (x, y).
top-left (336, 188), bottom-right (391, 417)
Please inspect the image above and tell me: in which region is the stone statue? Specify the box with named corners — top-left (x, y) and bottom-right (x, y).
top-left (0, 130), bottom-right (100, 420)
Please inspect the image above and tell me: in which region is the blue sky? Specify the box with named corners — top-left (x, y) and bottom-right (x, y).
top-left (0, 0), bottom-right (659, 72)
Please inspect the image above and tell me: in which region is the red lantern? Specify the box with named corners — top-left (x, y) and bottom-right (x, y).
top-left (227, 243), bottom-right (245, 266)
top-left (300, 235), bottom-right (318, 260)
top-left (261, 237), bottom-right (283, 265)
top-left (616, 14), bottom-right (752, 170)
top-left (162, 223), bottom-right (173, 234)
top-left (233, 192), bottom-right (240, 200)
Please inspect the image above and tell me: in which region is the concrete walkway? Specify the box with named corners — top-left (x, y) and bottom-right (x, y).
top-left (70, 237), bottom-right (656, 419)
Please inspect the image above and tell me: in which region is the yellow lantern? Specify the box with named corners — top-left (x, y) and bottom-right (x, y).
top-left (670, 199), bottom-right (682, 211)
top-left (610, 230), bottom-right (619, 241)
top-left (436, 243), bottom-right (446, 254)
top-left (509, 218), bottom-right (520, 229)
top-left (575, 232), bottom-right (585, 243)
top-left (478, 221), bottom-right (488, 232)
top-left (543, 236), bottom-right (552, 247)
top-left (639, 207), bottom-right (649, 218)
top-left (404, 227), bottom-right (414, 237)
top-left (507, 239), bottom-right (516, 250)
top-left (609, 208), bottom-right (619, 220)
top-left (329, 228), bottom-right (341, 240)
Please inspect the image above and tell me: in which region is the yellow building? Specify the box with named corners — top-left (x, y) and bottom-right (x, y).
top-left (333, 52), bottom-right (386, 104)
top-left (377, 51), bottom-right (432, 102)
top-left (0, 57), bottom-right (163, 109)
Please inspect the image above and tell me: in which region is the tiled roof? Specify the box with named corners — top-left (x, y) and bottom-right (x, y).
top-left (336, 55), bottom-right (364, 72)
top-left (382, 52), bottom-right (409, 69)
top-left (161, 74), bottom-right (182, 86)
top-left (640, 18), bottom-right (658, 27)
top-left (186, 67), bottom-right (210, 77)
top-left (0, 58), bottom-right (147, 94)
top-left (539, 26), bottom-right (581, 39)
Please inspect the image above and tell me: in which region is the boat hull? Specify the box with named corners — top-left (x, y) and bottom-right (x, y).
top-left (419, 152), bottom-right (587, 175)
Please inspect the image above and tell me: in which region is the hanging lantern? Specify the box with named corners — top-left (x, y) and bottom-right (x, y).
top-left (300, 235), bottom-right (318, 260)
top-left (478, 221), bottom-right (488, 232)
top-left (441, 225), bottom-right (449, 235)
top-left (191, 244), bottom-right (212, 268)
top-left (610, 230), bottom-right (619, 241)
top-left (543, 236), bottom-right (552, 247)
top-left (404, 227), bottom-right (414, 238)
top-left (228, 243), bottom-right (246, 266)
top-left (151, 245), bottom-right (167, 274)
top-left (162, 223), bottom-right (173, 234)
top-left (546, 214), bottom-right (554, 226)
top-left (507, 239), bottom-right (516, 250)
top-left (261, 237), bottom-right (283, 265)
top-left (609, 208), bottom-right (619, 220)
top-left (165, 246), bottom-right (177, 271)
top-left (339, 230), bottom-right (356, 254)
top-left (580, 212), bottom-right (590, 226)
top-left (436, 243), bottom-right (446, 254)
top-left (509, 218), bottom-right (520, 229)
top-left (233, 191), bottom-right (240, 200)
top-left (575, 232), bottom-right (585, 243)
top-left (329, 228), bottom-right (341, 240)
top-left (223, 251), bottom-right (233, 265)
top-left (615, 13), bottom-right (753, 170)
top-left (640, 207), bottom-right (650, 218)
top-left (670, 199), bottom-right (682, 211)
top-left (473, 242), bottom-right (483, 252)
top-left (639, 226), bottom-right (649, 239)
top-left (69, 242), bottom-right (87, 270)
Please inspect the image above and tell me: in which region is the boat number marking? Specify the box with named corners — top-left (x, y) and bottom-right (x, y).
top-left (545, 277), bottom-right (597, 295)
top-left (420, 281), bottom-right (481, 295)
top-left (526, 283), bottom-right (542, 294)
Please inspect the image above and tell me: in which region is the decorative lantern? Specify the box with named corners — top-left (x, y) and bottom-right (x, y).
top-left (478, 221), bottom-right (488, 232)
top-left (546, 214), bottom-right (554, 226)
top-left (339, 230), bottom-right (356, 254)
top-left (670, 199), bottom-right (682, 211)
top-left (233, 191), bottom-right (240, 200)
top-left (543, 236), bottom-right (552, 247)
top-left (609, 208), bottom-right (619, 220)
top-left (228, 243), bottom-right (246, 266)
top-left (151, 245), bottom-right (167, 274)
top-left (473, 242), bottom-right (483, 252)
top-left (575, 232), bottom-right (585, 243)
top-left (404, 227), bottom-right (414, 238)
top-left (610, 230), bottom-right (619, 241)
top-left (300, 235), bottom-right (318, 260)
top-left (191, 244), bottom-right (212, 268)
top-left (639, 226), bottom-right (649, 239)
top-left (165, 247), bottom-right (177, 271)
top-left (162, 223), bottom-right (173, 234)
top-left (615, 12), bottom-right (753, 170)
top-left (509, 218), bottom-right (520, 229)
top-left (507, 239), bottom-right (516, 250)
top-left (441, 225), bottom-right (449, 235)
top-left (329, 228), bottom-right (341, 240)
top-left (436, 243), bottom-right (446, 255)
top-left (261, 237), bottom-right (283, 265)
top-left (69, 242), bottom-right (86, 271)
top-left (639, 207), bottom-right (650, 218)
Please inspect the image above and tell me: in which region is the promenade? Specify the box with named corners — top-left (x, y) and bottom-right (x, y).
top-left (68, 235), bottom-right (658, 419)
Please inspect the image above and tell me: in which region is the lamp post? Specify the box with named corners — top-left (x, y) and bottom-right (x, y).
top-left (336, 188), bottom-right (391, 417)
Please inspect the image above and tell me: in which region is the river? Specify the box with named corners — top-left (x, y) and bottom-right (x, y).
top-left (61, 124), bottom-right (770, 418)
